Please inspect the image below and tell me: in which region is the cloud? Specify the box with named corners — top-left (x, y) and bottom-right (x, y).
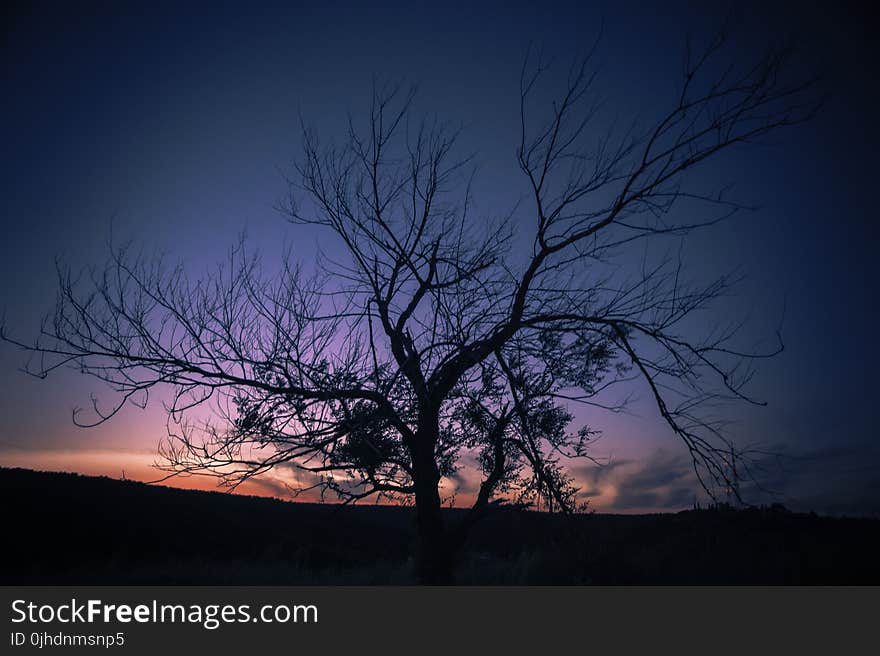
top-left (446, 468), bottom-right (480, 496)
top-left (572, 457), bottom-right (633, 487)
top-left (569, 450), bottom-right (700, 512)
top-left (578, 487), bottom-right (603, 499)
top-left (739, 442), bottom-right (880, 516)
top-left (610, 452), bottom-right (699, 512)
top-left (246, 475), bottom-right (297, 499)
top-left (584, 441), bottom-right (880, 516)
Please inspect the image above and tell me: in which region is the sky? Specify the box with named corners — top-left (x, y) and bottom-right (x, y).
top-left (1, 0), bottom-right (878, 515)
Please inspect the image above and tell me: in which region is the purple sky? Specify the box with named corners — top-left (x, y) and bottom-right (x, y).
top-left (1, 1), bottom-right (878, 514)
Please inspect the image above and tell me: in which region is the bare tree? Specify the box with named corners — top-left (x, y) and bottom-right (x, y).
top-left (2, 31), bottom-right (818, 583)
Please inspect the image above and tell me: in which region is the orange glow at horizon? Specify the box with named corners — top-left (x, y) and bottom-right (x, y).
top-left (0, 445), bottom-right (681, 514)
top-left (0, 447), bottom-right (288, 500)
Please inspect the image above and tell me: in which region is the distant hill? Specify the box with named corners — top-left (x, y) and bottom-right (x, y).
top-left (2, 466), bottom-right (879, 584)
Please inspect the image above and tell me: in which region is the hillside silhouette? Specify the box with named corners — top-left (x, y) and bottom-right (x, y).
top-left (2, 467), bottom-right (878, 584)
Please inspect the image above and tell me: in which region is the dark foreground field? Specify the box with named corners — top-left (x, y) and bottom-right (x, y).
top-left (3, 467), bottom-right (879, 584)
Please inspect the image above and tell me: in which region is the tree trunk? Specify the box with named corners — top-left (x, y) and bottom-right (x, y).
top-left (413, 473), bottom-right (454, 584)
top-left (411, 414), bottom-right (455, 584)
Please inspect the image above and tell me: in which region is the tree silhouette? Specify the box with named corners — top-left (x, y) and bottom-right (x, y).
top-left (2, 31), bottom-right (818, 583)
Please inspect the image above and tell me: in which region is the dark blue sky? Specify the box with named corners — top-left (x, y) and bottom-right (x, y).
top-left (1, 1), bottom-right (877, 513)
